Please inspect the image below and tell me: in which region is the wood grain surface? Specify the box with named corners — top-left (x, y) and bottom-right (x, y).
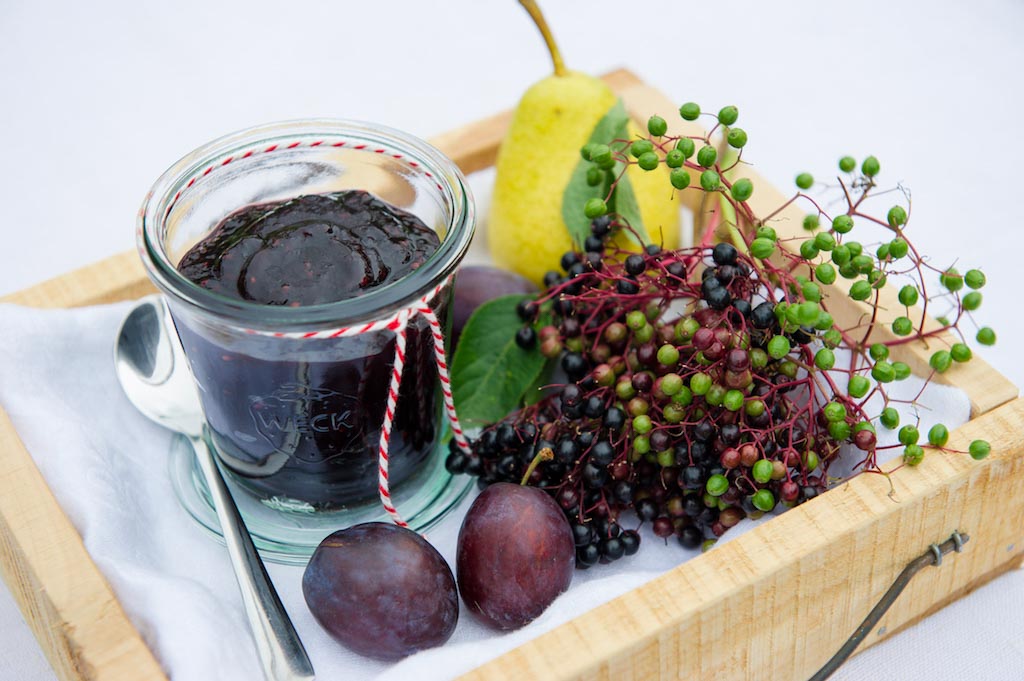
top-left (1, 69), bottom-right (1019, 681)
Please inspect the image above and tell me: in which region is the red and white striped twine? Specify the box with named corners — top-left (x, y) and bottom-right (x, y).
top-left (243, 276), bottom-right (471, 528)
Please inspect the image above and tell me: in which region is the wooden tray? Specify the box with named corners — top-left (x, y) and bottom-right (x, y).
top-left (2, 69), bottom-right (1021, 681)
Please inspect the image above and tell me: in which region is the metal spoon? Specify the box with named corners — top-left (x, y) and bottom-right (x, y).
top-left (114, 295), bottom-right (315, 681)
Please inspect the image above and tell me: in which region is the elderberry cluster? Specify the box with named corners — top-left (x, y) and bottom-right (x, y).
top-left (449, 101), bottom-right (996, 568)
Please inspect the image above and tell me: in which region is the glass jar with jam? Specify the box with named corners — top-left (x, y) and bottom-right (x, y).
top-left (138, 120), bottom-right (475, 557)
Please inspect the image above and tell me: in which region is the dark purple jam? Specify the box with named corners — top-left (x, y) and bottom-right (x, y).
top-left (175, 190), bottom-right (443, 507)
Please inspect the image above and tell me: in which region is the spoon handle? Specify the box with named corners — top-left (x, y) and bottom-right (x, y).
top-left (190, 433), bottom-right (316, 681)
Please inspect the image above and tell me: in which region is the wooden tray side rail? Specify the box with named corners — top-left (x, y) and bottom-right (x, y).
top-left (0, 69), bottom-right (1019, 681)
top-left (462, 398), bottom-right (1024, 680)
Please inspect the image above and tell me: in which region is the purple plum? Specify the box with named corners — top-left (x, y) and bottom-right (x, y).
top-left (302, 522), bottom-right (458, 660)
top-left (456, 483), bottom-right (575, 630)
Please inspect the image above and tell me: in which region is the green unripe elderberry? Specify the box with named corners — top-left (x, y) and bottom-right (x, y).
top-left (823, 401), bottom-right (847, 422)
top-left (839, 156), bottom-right (856, 172)
top-left (670, 168), bottom-right (691, 190)
top-left (633, 435), bottom-right (650, 455)
top-left (848, 375), bottom-right (871, 398)
top-left (690, 372), bottom-right (712, 396)
top-left (663, 403), bottom-right (686, 424)
top-left (951, 343), bottom-right (972, 363)
top-left (800, 240), bottom-right (820, 260)
top-left (814, 232), bottom-right (836, 252)
top-left (831, 244), bottom-right (852, 266)
top-left (676, 137), bottom-right (696, 158)
top-left (815, 262), bottom-right (837, 285)
top-left (899, 425), bottom-right (920, 445)
top-left (815, 348), bottom-right (836, 370)
top-left (940, 268), bottom-right (964, 292)
top-left (679, 102), bottom-right (700, 121)
top-left (963, 291), bottom-right (982, 311)
top-left (637, 151), bottom-right (660, 171)
top-left (626, 310), bottom-right (646, 330)
top-left (767, 335), bottom-right (791, 360)
top-left (880, 407), bottom-right (900, 429)
top-left (795, 172), bottom-right (814, 190)
top-left (752, 459), bottom-right (774, 484)
top-left (706, 474), bottom-right (729, 496)
top-left (752, 489), bottom-right (776, 512)
top-left (584, 198), bottom-right (607, 219)
top-left (718, 105), bottom-right (739, 126)
top-left (723, 390), bottom-right (745, 412)
top-left (969, 440), bottom-right (991, 460)
top-left (648, 115), bottom-right (668, 137)
top-left (657, 344), bottom-right (680, 366)
top-left (898, 285), bottom-right (919, 307)
top-left (872, 361), bottom-right (896, 383)
top-left (887, 205), bottom-right (908, 227)
top-left (751, 238), bottom-right (775, 260)
top-left (930, 350), bottom-right (953, 373)
top-left (976, 327), bottom-right (996, 346)
top-left (705, 384), bottom-right (727, 407)
top-left (746, 399), bottom-right (766, 417)
top-left (889, 239), bottom-right (909, 260)
top-left (852, 254), bottom-right (874, 275)
top-left (832, 214), bottom-right (854, 234)
top-left (803, 450), bottom-right (821, 471)
top-left (697, 145), bottom-right (717, 168)
top-left (862, 156), bottom-right (880, 177)
top-left (630, 139), bottom-right (654, 158)
top-left (589, 143), bottom-right (612, 164)
top-left (727, 128), bottom-right (748, 148)
top-left (731, 178), bottom-right (754, 202)
top-left (673, 386), bottom-right (693, 407)
top-left (700, 170), bottom-right (721, 191)
top-left (850, 280), bottom-right (872, 301)
top-left (965, 269), bottom-right (986, 289)
top-left (892, 316), bottom-right (913, 336)
top-left (829, 421), bottom-right (852, 441)
top-left (928, 424), bottom-right (950, 447)
top-left (903, 444), bottom-right (925, 466)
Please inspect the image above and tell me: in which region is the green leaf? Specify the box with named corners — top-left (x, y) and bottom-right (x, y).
top-left (607, 165), bottom-right (646, 245)
top-left (451, 294), bottom-right (547, 425)
top-left (562, 99), bottom-right (649, 247)
top-left (521, 358), bottom-right (556, 406)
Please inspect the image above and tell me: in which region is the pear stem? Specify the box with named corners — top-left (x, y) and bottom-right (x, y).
top-left (518, 0), bottom-right (568, 77)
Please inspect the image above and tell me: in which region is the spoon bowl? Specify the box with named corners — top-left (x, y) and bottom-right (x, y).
top-left (115, 296), bottom-right (204, 437)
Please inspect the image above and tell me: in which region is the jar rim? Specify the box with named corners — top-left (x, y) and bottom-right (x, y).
top-left (138, 118), bottom-right (475, 330)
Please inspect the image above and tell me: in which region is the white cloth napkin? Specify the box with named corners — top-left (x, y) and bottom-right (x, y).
top-left (0, 300), bottom-right (972, 681)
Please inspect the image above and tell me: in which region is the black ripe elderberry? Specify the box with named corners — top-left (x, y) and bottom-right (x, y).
top-left (514, 326), bottom-right (536, 349)
top-left (712, 242), bottom-right (738, 266)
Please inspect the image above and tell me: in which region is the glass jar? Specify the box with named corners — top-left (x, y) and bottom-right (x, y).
top-left (138, 120), bottom-right (475, 555)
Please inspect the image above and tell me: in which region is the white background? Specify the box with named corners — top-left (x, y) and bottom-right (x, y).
top-left (1, 1), bottom-right (1022, 679)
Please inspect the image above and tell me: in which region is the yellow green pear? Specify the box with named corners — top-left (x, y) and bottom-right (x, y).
top-left (488, 0), bottom-right (680, 285)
